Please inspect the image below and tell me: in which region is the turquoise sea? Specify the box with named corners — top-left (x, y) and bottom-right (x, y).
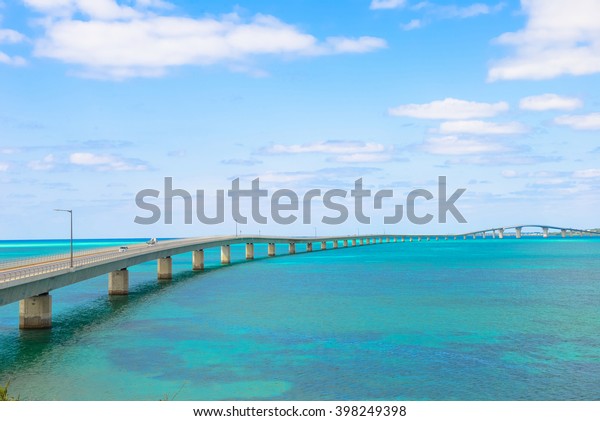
top-left (0, 238), bottom-right (599, 400)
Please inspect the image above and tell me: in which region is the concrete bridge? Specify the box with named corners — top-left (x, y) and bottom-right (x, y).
top-left (1, 226), bottom-right (598, 329)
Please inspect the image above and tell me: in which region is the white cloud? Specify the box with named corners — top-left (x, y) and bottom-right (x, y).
top-left (401, 2), bottom-right (504, 29)
top-left (0, 162), bottom-right (8, 172)
top-left (501, 170), bottom-right (519, 178)
top-left (264, 140), bottom-right (396, 163)
top-left (0, 28), bottom-right (27, 66)
top-left (401, 19), bottom-right (422, 31)
top-left (519, 94), bottom-right (583, 111)
top-left (0, 29), bottom-right (26, 44)
top-left (438, 120), bottom-right (527, 135)
top-left (25, 2), bottom-right (386, 79)
top-left (554, 113), bottom-right (600, 130)
top-left (488, 0), bottom-right (600, 81)
top-left (389, 98), bottom-right (509, 120)
top-left (370, 0), bottom-right (406, 10)
top-left (23, 0), bottom-right (140, 20)
top-left (335, 153), bottom-right (393, 163)
top-left (321, 36), bottom-right (387, 54)
top-left (573, 169), bottom-right (600, 178)
top-left (69, 152), bottom-right (148, 170)
top-left (267, 140), bottom-right (386, 155)
top-left (422, 136), bottom-right (510, 155)
top-left (28, 154), bottom-right (56, 170)
top-left (428, 2), bottom-right (505, 19)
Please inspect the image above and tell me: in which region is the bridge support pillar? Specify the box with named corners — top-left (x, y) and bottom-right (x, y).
top-left (19, 293), bottom-right (52, 329)
top-left (402, 237), bottom-right (405, 242)
top-left (418, 237), bottom-right (422, 242)
top-left (472, 234), bottom-right (476, 239)
top-left (245, 243), bottom-right (254, 260)
top-left (268, 243), bottom-right (276, 257)
top-left (498, 228), bottom-right (504, 239)
top-left (158, 257), bottom-right (172, 280)
top-left (289, 243), bottom-right (296, 254)
top-left (109, 269), bottom-right (129, 295)
top-left (394, 237), bottom-right (398, 243)
top-left (306, 242), bottom-right (313, 252)
top-left (193, 250), bottom-right (205, 270)
top-left (343, 240), bottom-right (348, 247)
top-left (351, 239), bottom-right (356, 246)
top-left (561, 229), bottom-right (566, 238)
top-left (333, 241), bottom-right (338, 248)
top-left (543, 227), bottom-right (549, 238)
top-left (516, 227), bottom-right (522, 239)
top-left (463, 235), bottom-right (466, 240)
top-left (221, 245), bottom-right (231, 264)
top-left (360, 239), bottom-right (364, 245)
top-left (409, 237), bottom-right (413, 242)
top-left (321, 241), bottom-right (327, 250)
top-left (482, 232), bottom-right (487, 239)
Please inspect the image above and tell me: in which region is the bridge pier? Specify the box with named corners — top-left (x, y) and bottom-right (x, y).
top-left (307, 243), bottom-right (313, 252)
top-left (289, 242), bottom-right (296, 254)
top-left (109, 268), bottom-right (129, 295)
top-left (351, 239), bottom-right (356, 246)
top-left (158, 257), bottom-right (172, 280)
top-left (561, 229), bottom-right (566, 238)
top-left (360, 239), bottom-right (364, 245)
top-left (343, 240), bottom-right (348, 247)
top-left (193, 250), bottom-right (205, 270)
top-left (418, 237), bottom-right (422, 242)
top-left (321, 241), bottom-right (327, 250)
top-left (19, 293), bottom-right (52, 329)
top-left (472, 234), bottom-right (476, 239)
top-left (333, 240), bottom-right (338, 248)
top-left (498, 228), bottom-right (504, 239)
top-left (394, 237), bottom-right (398, 243)
top-left (409, 237), bottom-right (413, 242)
top-left (221, 245), bottom-right (231, 264)
top-left (543, 227), bottom-right (549, 238)
top-left (245, 243), bottom-right (254, 260)
top-left (482, 232), bottom-right (486, 239)
top-left (516, 227), bottom-right (522, 239)
top-left (402, 237), bottom-right (405, 242)
top-left (268, 243), bottom-right (276, 257)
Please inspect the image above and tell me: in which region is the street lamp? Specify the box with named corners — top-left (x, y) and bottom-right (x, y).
top-left (54, 209), bottom-right (73, 268)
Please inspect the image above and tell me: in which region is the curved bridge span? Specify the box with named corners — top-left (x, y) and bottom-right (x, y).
top-left (1, 227), bottom-right (598, 329)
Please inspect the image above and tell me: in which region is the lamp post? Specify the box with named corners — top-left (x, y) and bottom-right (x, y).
top-left (54, 208), bottom-right (73, 268)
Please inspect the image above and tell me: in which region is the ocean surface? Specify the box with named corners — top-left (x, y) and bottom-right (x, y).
top-left (0, 238), bottom-right (599, 401)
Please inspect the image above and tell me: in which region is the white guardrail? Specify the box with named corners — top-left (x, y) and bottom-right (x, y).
top-left (0, 246), bottom-right (141, 283)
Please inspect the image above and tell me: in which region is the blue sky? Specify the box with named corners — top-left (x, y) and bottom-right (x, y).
top-left (1, 0), bottom-right (599, 239)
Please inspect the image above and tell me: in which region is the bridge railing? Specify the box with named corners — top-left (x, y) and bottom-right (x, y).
top-left (0, 244), bottom-right (146, 271)
top-left (0, 248), bottom-right (133, 283)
